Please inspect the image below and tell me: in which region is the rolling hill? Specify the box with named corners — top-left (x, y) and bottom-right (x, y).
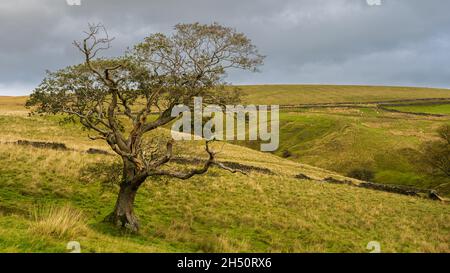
top-left (238, 85), bottom-right (450, 105)
top-left (0, 91), bottom-right (449, 253)
top-left (235, 85), bottom-right (450, 196)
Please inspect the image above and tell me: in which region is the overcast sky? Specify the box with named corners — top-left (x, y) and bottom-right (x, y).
top-left (1, 0), bottom-right (450, 95)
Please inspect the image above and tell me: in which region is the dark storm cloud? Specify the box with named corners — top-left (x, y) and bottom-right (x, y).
top-left (1, 0), bottom-right (450, 95)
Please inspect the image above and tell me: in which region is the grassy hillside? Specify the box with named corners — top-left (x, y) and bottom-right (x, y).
top-left (235, 85), bottom-right (450, 196)
top-left (0, 96), bottom-right (28, 115)
top-left (263, 109), bottom-right (450, 195)
top-left (386, 104), bottom-right (450, 115)
top-left (238, 85), bottom-right (450, 105)
top-left (0, 96), bottom-right (448, 253)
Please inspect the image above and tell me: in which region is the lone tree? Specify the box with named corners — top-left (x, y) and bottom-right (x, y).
top-left (27, 23), bottom-right (264, 232)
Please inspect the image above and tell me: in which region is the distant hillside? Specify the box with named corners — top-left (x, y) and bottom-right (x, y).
top-left (3, 85), bottom-right (450, 111)
top-left (225, 85), bottom-right (450, 197)
top-left (237, 85), bottom-right (450, 105)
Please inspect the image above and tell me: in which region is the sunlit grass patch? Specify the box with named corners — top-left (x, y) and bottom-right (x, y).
top-left (386, 104), bottom-right (450, 115)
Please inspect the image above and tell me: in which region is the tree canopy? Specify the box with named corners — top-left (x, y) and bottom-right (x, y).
top-left (27, 22), bottom-right (264, 231)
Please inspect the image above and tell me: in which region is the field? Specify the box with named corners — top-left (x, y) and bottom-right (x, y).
top-left (386, 104), bottom-right (450, 115)
top-left (236, 85), bottom-right (450, 196)
top-left (0, 86), bottom-right (449, 253)
top-left (238, 85), bottom-right (450, 105)
top-left (0, 96), bottom-right (28, 115)
top-left (268, 110), bottom-right (450, 194)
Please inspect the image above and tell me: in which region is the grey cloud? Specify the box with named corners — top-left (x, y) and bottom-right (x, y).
top-left (1, 0), bottom-right (450, 95)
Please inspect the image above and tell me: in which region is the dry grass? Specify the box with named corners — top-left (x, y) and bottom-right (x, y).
top-left (0, 135), bottom-right (448, 252)
top-left (0, 96), bottom-right (28, 115)
top-left (238, 85), bottom-right (450, 105)
top-left (0, 94), bottom-right (449, 253)
top-left (29, 205), bottom-right (88, 239)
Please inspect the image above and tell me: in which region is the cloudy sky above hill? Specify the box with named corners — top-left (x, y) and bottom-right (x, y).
top-left (1, 0), bottom-right (450, 95)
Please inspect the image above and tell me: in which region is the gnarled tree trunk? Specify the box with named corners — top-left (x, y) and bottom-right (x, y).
top-left (105, 159), bottom-right (146, 232)
top-left (107, 183), bottom-right (139, 231)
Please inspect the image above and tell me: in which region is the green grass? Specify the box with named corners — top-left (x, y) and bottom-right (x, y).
top-left (0, 88), bottom-right (449, 253)
top-left (237, 85), bottom-right (450, 105)
top-left (387, 104), bottom-right (450, 115)
top-left (297, 109), bottom-right (450, 194)
top-left (0, 140), bottom-right (448, 253)
top-left (230, 85), bottom-right (450, 195)
top-left (238, 107), bottom-right (450, 195)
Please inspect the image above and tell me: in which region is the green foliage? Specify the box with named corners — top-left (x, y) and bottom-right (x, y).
top-left (24, 23), bottom-right (265, 231)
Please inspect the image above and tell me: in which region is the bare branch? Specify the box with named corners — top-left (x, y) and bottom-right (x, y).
top-left (149, 140), bottom-right (174, 168)
top-left (148, 140), bottom-right (247, 180)
top-left (149, 141), bottom-right (215, 179)
top-left (88, 134), bottom-right (106, 141)
top-left (213, 162), bottom-right (247, 175)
